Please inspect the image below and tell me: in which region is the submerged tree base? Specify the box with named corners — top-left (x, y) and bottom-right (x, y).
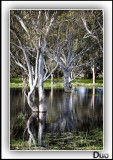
top-left (10, 128), bottom-right (103, 150)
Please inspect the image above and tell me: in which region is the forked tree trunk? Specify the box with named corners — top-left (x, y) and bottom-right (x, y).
top-left (64, 70), bottom-right (72, 92)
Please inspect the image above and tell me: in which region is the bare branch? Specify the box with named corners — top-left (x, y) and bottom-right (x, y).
top-left (22, 47), bottom-right (34, 87)
top-left (37, 10), bottom-right (41, 23)
top-left (10, 41), bottom-right (22, 50)
top-left (70, 69), bottom-right (83, 82)
top-left (11, 29), bottom-right (34, 87)
top-left (44, 59), bottom-right (53, 80)
top-left (72, 77), bottom-right (82, 84)
top-left (81, 17), bottom-right (98, 40)
top-left (69, 45), bottom-right (93, 67)
top-left (10, 28), bottom-right (23, 47)
top-left (69, 60), bottom-right (93, 71)
top-left (46, 49), bottom-right (65, 71)
top-left (67, 33), bottom-right (73, 65)
top-left (25, 48), bottom-right (36, 59)
top-left (10, 51), bottom-right (29, 76)
top-left (92, 10), bottom-right (103, 31)
top-left (45, 11), bottom-right (56, 36)
top-left (60, 56), bottom-right (66, 65)
top-left (44, 63), bottom-right (58, 81)
top-left (15, 14), bottom-right (29, 35)
top-left (81, 16), bottom-right (103, 51)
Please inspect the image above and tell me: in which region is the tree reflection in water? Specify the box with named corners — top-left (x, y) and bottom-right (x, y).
top-left (25, 91), bottom-right (47, 148)
top-left (49, 92), bottom-right (78, 132)
top-left (38, 112), bottom-right (46, 146)
top-left (26, 111), bottom-right (46, 148)
top-left (10, 87), bottom-right (103, 149)
top-left (27, 112), bottom-right (38, 147)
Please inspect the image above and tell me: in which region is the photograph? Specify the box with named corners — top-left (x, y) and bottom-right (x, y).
top-left (9, 9), bottom-right (104, 150)
top-left (10, 9), bottom-right (103, 151)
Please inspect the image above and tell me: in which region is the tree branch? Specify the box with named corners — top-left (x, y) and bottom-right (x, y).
top-left (10, 51), bottom-right (29, 76)
top-left (70, 69), bottom-right (83, 82)
top-left (67, 32), bottom-right (73, 65)
top-left (81, 16), bottom-right (103, 51)
top-left (92, 10), bottom-right (103, 31)
top-left (69, 60), bottom-right (93, 71)
top-left (15, 14), bottom-right (29, 35)
top-left (44, 59), bottom-right (53, 80)
top-left (45, 11), bottom-right (56, 37)
top-left (10, 41), bottom-right (22, 50)
top-left (69, 45), bottom-right (93, 67)
top-left (44, 63), bottom-right (58, 81)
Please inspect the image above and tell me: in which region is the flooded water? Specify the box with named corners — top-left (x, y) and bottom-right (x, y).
top-left (10, 87), bottom-right (103, 150)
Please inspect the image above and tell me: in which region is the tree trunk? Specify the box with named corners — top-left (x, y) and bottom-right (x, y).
top-left (27, 112), bottom-right (38, 147)
top-left (38, 112), bottom-right (46, 146)
top-left (23, 75), bottom-right (38, 112)
top-left (64, 93), bottom-right (73, 131)
top-left (92, 64), bottom-right (96, 84)
top-left (27, 91), bottom-right (38, 112)
top-left (64, 70), bottom-right (72, 93)
top-left (38, 51), bottom-right (46, 112)
top-left (91, 87), bottom-right (95, 110)
top-left (51, 74), bottom-right (54, 85)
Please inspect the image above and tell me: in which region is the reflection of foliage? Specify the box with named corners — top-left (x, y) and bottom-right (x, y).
top-left (10, 113), bottom-right (26, 139)
top-left (44, 128), bottom-right (103, 150)
top-left (17, 113), bottom-right (26, 127)
top-left (10, 128), bottom-right (103, 150)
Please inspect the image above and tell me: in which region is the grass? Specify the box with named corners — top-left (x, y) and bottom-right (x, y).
top-left (10, 78), bottom-right (103, 88)
top-left (10, 78), bottom-right (24, 88)
top-left (10, 128), bottom-right (103, 150)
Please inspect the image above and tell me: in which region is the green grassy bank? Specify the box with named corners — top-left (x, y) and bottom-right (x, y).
top-left (10, 78), bottom-right (103, 88)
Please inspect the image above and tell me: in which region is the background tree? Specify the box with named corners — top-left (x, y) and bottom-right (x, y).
top-left (47, 10), bottom-right (93, 92)
top-left (81, 10), bottom-right (103, 84)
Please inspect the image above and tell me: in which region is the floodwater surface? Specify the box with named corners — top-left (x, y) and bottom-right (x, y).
top-left (10, 87), bottom-right (103, 150)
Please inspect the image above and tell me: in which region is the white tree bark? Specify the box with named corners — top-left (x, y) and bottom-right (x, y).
top-left (64, 70), bottom-right (72, 92)
top-left (38, 51), bottom-right (44, 89)
top-left (92, 64), bottom-right (96, 85)
top-left (81, 16), bottom-right (103, 51)
top-left (38, 112), bottom-right (46, 146)
top-left (51, 74), bottom-right (54, 85)
top-left (10, 32), bottom-right (39, 111)
top-left (38, 50), bottom-right (47, 112)
top-left (27, 112), bottom-right (38, 147)
top-left (48, 30), bottom-right (93, 92)
top-left (11, 11), bottom-right (56, 112)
